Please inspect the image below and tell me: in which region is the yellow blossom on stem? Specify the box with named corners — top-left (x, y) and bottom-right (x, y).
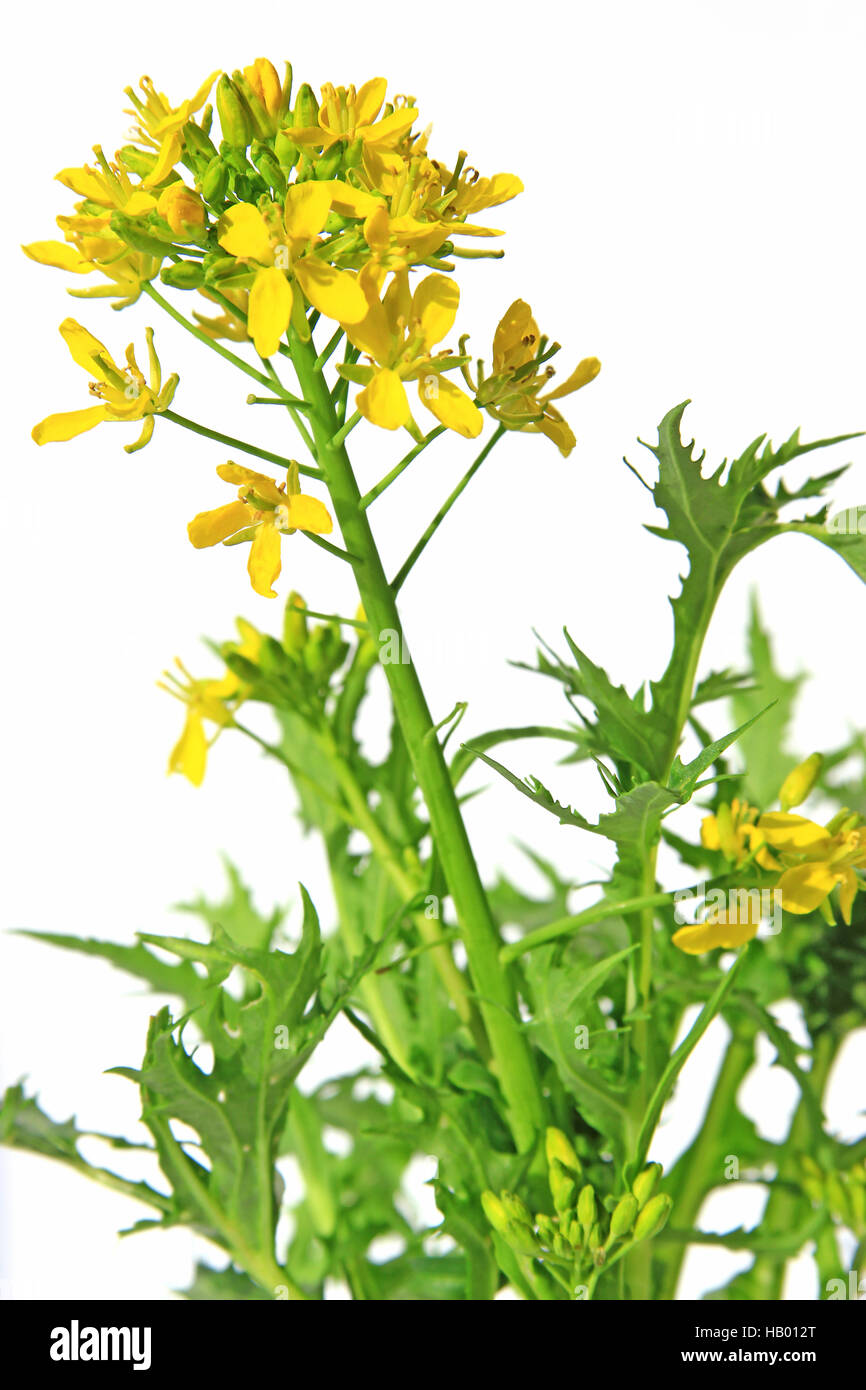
top-left (471, 299), bottom-right (600, 455)
top-left (340, 269), bottom-right (482, 437)
top-left (32, 320), bottom-right (177, 451)
top-left (286, 79), bottom-right (417, 154)
top-left (672, 897), bottom-right (762, 955)
top-left (188, 462), bottom-right (333, 599)
top-left (159, 620), bottom-right (262, 786)
top-left (216, 185), bottom-right (367, 355)
top-left (124, 70), bottom-right (220, 186)
top-left (700, 798), bottom-right (779, 869)
top-left (757, 811), bottom-right (866, 922)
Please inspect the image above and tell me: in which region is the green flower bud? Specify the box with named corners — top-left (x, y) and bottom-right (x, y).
top-left (506, 1221), bottom-right (541, 1257)
top-left (250, 141), bottom-right (287, 198)
top-left (545, 1127), bottom-right (582, 1177)
top-left (199, 156), bottom-right (229, 206)
top-left (160, 261), bottom-right (206, 290)
top-left (275, 130), bottom-right (300, 170)
top-left (315, 145), bottom-right (344, 180)
top-left (182, 121), bottom-right (218, 166)
top-left (293, 82), bottom-right (319, 129)
top-left (566, 1216), bottom-right (583, 1248)
top-left (577, 1184), bottom-right (596, 1234)
top-left (481, 1190), bottom-right (509, 1237)
top-left (633, 1193), bottom-right (673, 1242)
top-left (632, 1162), bottom-right (663, 1210)
top-left (283, 592), bottom-right (308, 654)
top-left (552, 1232), bottom-right (572, 1259)
top-left (609, 1193), bottom-right (639, 1241)
top-left (549, 1158), bottom-right (577, 1216)
top-left (216, 74), bottom-right (253, 148)
top-left (535, 1214), bottom-right (556, 1245)
top-left (500, 1190), bottom-right (533, 1226)
top-left (109, 213), bottom-right (170, 257)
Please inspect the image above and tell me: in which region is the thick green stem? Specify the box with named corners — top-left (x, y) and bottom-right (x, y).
top-left (290, 333), bottom-right (543, 1152)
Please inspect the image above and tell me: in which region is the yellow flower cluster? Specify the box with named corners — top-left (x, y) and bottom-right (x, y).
top-left (673, 756), bottom-right (866, 954)
top-left (23, 60), bottom-right (598, 447)
top-left (158, 618), bottom-right (262, 786)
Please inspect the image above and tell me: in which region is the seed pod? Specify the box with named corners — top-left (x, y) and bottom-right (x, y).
top-left (609, 1193), bottom-right (639, 1241)
top-left (633, 1193), bottom-right (673, 1242)
top-left (632, 1162), bottom-right (663, 1210)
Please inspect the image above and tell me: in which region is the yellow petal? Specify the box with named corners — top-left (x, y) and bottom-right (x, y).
top-left (293, 258), bottom-right (367, 324)
top-left (248, 266), bottom-right (293, 357)
top-left (282, 493), bottom-right (334, 534)
top-left (419, 376), bottom-right (483, 438)
top-left (411, 273), bottom-right (459, 349)
top-left (493, 299), bottom-right (539, 372)
top-left (357, 369), bottom-right (410, 430)
top-left (55, 165), bottom-right (109, 201)
top-left (187, 500), bottom-right (250, 548)
top-left (216, 462), bottom-right (285, 506)
top-left (543, 357), bottom-right (601, 402)
top-left (142, 132), bottom-right (182, 188)
top-left (284, 181), bottom-right (332, 241)
top-left (837, 867), bottom-right (859, 924)
top-left (218, 203), bottom-right (273, 261)
top-left (123, 191), bottom-right (158, 217)
top-left (757, 813), bottom-right (832, 855)
top-left (354, 77), bottom-right (387, 126)
top-left (360, 107), bottom-right (418, 148)
top-left (22, 241), bottom-right (93, 273)
top-left (248, 521), bottom-right (282, 597)
top-left (58, 318), bottom-right (111, 376)
top-left (169, 711), bottom-right (207, 786)
top-left (320, 180), bottom-right (382, 220)
top-left (776, 862), bottom-right (839, 915)
top-left (538, 410), bottom-right (577, 457)
top-left (31, 405), bottom-right (110, 444)
top-left (672, 915), bottom-right (758, 954)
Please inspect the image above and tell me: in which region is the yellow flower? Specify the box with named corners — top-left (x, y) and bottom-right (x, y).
top-left (672, 897), bottom-right (762, 955)
top-left (159, 620), bottom-right (261, 786)
top-left (340, 269), bottom-right (483, 437)
top-left (700, 798), bottom-right (779, 870)
top-left (124, 70), bottom-right (220, 187)
top-left (216, 185), bottom-right (367, 355)
top-left (286, 79), bottom-right (418, 154)
top-left (757, 812), bottom-right (866, 923)
top-left (188, 462), bottom-right (333, 598)
top-left (471, 300), bottom-right (600, 456)
top-left (32, 320), bottom-right (177, 452)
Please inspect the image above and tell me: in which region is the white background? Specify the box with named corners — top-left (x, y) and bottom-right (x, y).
top-left (1, 0), bottom-right (864, 1301)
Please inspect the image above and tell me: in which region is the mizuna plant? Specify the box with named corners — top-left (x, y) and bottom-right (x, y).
top-left (5, 59), bottom-right (866, 1302)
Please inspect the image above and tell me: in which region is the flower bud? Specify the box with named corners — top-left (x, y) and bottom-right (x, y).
top-left (552, 1232), bottom-right (571, 1259)
top-left (275, 130), bottom-right (299, 170)
top-left (548, 1159), bottom-right (577, 1216)
top-left (632, 1162), bottom-right (663, 1210)
top-left (199, 156), bottom-right (230, 206)
top-left (182, 122), bottom-right (218, 166)
top-left (481, 1190), bottom-right (509, 1236)
top-left (500, 1190), bottom-right (533, 1226)
top-left (160, 261), bottom-right (206, 290)
top-left (118, 144), bottom-right (158, 178)
top-left (293, 82), bottom-right (319, 129)
top-left (545, 1127), bottom-right (582, 1177)
top-left (250, 141), bottom-right (287, 197)
top-left (157, 182), bottom-right (206, 238)
top-left (633, 1193), bottom-right (673, 1242)
top-left (609, 1193), bottom-right (639, 1241)
top-left (577, 1184), bottom-right (595, 1235)
top-left (779, 753), bottom-right (823, 812)
top-left (216, 74), bottom-right (253, 147)
top-left (283, 592), bottom-right (308, 654)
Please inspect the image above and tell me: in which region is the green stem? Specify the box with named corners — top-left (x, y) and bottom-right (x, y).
top-left (499, 891), bottom-right (681, 963)
top-left (390, 425), bottom-right (506, 594)
top-left (289, 334), bottom-right (543, 1152)
top-left (162, 409), bottom-right (323, 479)
top-left (143, 282), bottom-right (290, 397)
top-left (359, 426), bottom-right (446, 509)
